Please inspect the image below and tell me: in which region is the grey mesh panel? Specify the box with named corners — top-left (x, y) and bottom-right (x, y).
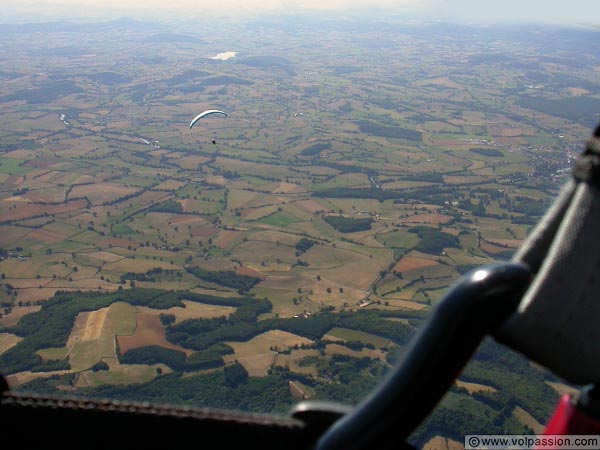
top-left (511, 179), bottom-right (576, 270)
top-left (495, 180), bottom-right (600, 384)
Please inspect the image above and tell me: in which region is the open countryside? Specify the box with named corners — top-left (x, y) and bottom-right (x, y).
top-left (0, 17), bottom-right (597, 446)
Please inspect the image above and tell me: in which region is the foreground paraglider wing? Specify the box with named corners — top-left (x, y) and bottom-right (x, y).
top-left (189, 110), bottom-right (228, 129)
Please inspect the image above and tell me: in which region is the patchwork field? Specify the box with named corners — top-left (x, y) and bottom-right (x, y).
top-left (0, 19), bottom-right (579, 441)
top-left (274, 349), bottom-right (320, 376)
top-left (225, 330), bottom-right (313, 376)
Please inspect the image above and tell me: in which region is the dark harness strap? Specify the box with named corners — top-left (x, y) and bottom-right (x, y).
top-left (0, 388), bottom-right (330, 450)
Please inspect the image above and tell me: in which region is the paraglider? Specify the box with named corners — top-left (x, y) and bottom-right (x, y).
top-left (189, 109), bottom-right (227, 129)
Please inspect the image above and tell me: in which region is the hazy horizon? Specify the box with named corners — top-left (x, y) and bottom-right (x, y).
top-left (2, 0), bottom-right (599, 27)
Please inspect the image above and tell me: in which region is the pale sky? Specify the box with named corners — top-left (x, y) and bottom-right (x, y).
top-left (3, 0), bottom-right (600, 25)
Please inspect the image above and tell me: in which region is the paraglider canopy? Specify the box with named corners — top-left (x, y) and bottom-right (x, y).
top-left (189, 110), bottom-right (228, 129)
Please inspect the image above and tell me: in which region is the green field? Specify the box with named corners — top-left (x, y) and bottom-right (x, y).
top-left (0, 157), bottom-right (30, 175)
top-left (324, 327), bottom-right (390, 348)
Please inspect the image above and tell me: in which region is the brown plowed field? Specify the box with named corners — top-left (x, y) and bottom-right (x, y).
top-left (117, 313), bottom-right (192, 356)
top-left (0, 199), bottom-right (87, 221)
top-left (393, 256), bottom-right (439, 273)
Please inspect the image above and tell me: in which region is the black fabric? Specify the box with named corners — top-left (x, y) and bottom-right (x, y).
top-left (0, 389), bottom-right (320, 450)
top-left (496, 125), bottom-right (600, 384)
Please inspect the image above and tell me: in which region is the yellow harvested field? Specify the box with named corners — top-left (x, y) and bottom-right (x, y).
top-left (67, 302), bottom-right (137, 372)
top-left (15, 288), bottom-right (66, 303)
top-left (455, 379), bottom-right (497, 394)
top-left (272, 182), bottom-right (306, 194)
top-left (137, 300), bottom-right (235, 323)
top-left (225, 352), bottom-right (276, 377)
top-left (380, 298), bottom-right (428, 310)
top-left (45, 278), bottom-right (119, 291)
top-left (442, 175), bottom-right (486, 184)
top-left (0, 306), bottom-right (41, 327)
top-left (423, 436), bottom-right (447, 450)
top-left (82, 251), bottom-right (124, 263)
top-left (37, 347), bottom-right (69, 361)
top-left (0, 333), bottom-right (22, 355)
top-left (169, 215), bottom-right (210, 227)
top-left (546, 381), bottom-right (579, 397)
top-left (81, 307), bottom-right (109, 341)
top-left (513, 406), bottom-right (545, 434)
top-left (236, 265), bottom-right (266, 280)
top-left (76, 363), bottom-right (171, 387)
top-left (485, 238), bottom-right (523, 249)
top-left (381, 180), bottom-right (435, 189)
top-left (257, 275), bottom-right (303, 290)
top-left (447, 438), bottom-right (464, 450)
top-left (225, 330), bottom-right (313, 376)
top-left (69, 183), bottom-right (140, 206)
top-left (229, 330), bottom-right (313, 355)
top-left (261, 273), bottom-right (367, 308)
top-left (9, 278), bottom-right (54, 288)
top-left (312, 249), bottom-right (387, 292)
top-left (308, 285), bottom-right (368, 308)
top-left (66, 311), bottom-right (89, 349)
top-left (6, 370), bottom-right (71, 389)
top-left (423, 436), bottom-right (464, 450)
